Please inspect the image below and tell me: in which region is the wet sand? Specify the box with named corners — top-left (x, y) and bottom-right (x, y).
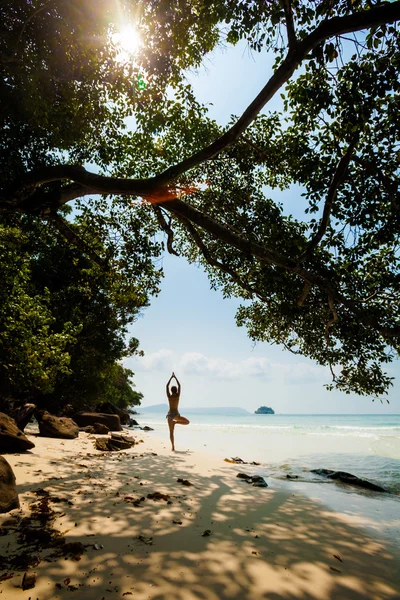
top-left (1, 429), bottom-right (400, 599)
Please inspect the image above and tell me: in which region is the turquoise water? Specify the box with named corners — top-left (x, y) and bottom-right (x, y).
top-left (132, 413), bottom-right (400, 494)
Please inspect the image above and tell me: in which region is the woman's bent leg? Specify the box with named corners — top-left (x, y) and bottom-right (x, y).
top-left (174, 415), bottom-right (190, 425)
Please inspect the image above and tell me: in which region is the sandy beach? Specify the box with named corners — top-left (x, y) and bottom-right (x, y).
top-left (1, 428), bottom-right (400, 600)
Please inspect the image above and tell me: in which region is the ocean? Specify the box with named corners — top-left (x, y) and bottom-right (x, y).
top-left (132, 412), bottom-right (400, 495)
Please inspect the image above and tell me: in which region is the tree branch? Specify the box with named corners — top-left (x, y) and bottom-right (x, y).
top-left (11, 2), bottom-right (400, 206)
top-left (175, 214), bottom-right (266, 301)
top-left (325, 295), bottom-right (338, 344)
top-left (282, 0), bottom-right (297, 50)
top-left (299, 136), bottom-right (359, 263)
top-left (152, 206), bottom-right (179, 256)
top-left (49, 213), bottom-right (109, 270)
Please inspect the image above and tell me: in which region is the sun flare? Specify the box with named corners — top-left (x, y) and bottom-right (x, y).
top-left (111, 24), bottom-right (141, 60)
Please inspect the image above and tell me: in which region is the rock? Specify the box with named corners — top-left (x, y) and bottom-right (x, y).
top-left (96, 402), bottom-right (131, 425)
top-left (237, 473), bottom-right (252, 480)
top-left (93, 422), bottom-right (109, 434)
top-left (0, 456), bottom-right (20, 513)
top-left (130, 419), bottom-right (139, 426)
top-left (79, 425), bottom-right (95, 434)
top-left (95, 433), bottom-right (135, 451)
top-left (22, 572), bottom-right (36, 590)
top-left (310, 469), bottom-right (387, 492)
top-left (60, 404), bottom-right (75, 417)
top-left (12, 404), bottom-right (36, 431)
top-left (142, 426), bottom-right (154, 431)
top-left (177, 478), bottom-right (193, 486)
top-left (73, 412), bottom-right (122, 431)
top-left (37, 411), bottom-right (79, 439)
top-left (0, 413), bottom-right (35, 452)
top-left (236, 472), bottom-right (268, 487)
top-left (251, 476), bottom-right (268, 488)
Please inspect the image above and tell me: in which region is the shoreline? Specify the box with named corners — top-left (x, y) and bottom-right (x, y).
top-left (1, 428), bottom-right (400, 599)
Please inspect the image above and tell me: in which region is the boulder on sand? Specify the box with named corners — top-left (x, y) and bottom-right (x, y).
top-left (73, 412), bottom-right (122, 431)
top-left (0, 456), bottom-right (20, 513)
top-left (0, 412), bottom-right (35, 452)
top-left (36, 411), bottom-right (79, 439)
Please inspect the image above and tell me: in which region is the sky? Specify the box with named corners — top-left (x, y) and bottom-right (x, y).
top-left (124, 39), bottom-right (400, 415)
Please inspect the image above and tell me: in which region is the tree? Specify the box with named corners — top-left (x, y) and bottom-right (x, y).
top-left (0, 214), bottom-right (159, 411)
top-left (101, 364), bottom-right (143, 410)
top-left (1, 1), bottom-right (400, 397)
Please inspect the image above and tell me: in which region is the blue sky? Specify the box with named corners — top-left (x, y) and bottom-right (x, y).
top-left (124, 40), bottom-right (400, 415)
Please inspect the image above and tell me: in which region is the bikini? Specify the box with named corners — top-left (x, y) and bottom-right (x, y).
top-left (166, 410), bottom-right (180, 420)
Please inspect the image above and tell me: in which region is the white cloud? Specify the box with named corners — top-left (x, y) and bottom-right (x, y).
top-left (135, 348), bottom-right (175, 371)
top-left (131, 349), bottom-right (326, 384)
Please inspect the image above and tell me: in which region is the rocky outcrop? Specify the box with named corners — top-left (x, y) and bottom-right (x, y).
top-left (73, 412), bottom-right (122, 431)
top-left (12, 403), bottom-right (36, 431)
top-left (37, 411), bottom-right (79, 439)
top-left (0, 456), bottom-right (20, 513)
top-left (310, 469), bottom-right (387, 492)
top-left (254, 406), bottom-right (275, 414)
top-left (0, 413), bottom-right (35, 452)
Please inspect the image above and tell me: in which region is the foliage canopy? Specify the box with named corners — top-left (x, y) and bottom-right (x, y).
top-left (1, 0), bottom-right (400, 398)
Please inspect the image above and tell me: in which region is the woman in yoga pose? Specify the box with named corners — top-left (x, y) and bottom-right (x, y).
top-left (166, 372), bottom-right (189, 450)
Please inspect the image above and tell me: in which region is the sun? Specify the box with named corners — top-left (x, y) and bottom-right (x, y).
top-left (111, 24), bottom-right (141, 61)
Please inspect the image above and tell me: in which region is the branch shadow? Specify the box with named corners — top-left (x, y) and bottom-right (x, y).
top-left (1, 435), bottom-right (400, 600)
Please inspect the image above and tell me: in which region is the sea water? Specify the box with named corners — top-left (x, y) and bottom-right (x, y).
top-left (133, 412), bottom-right (400, 495)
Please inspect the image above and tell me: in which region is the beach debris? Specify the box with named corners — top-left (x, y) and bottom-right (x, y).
top-left (10, 551), bottom-right (40, 570)
top-left (202, 529), bottom-right (212, 537)
top-left (172, 520), bottom-right (182, 525)
top-left (236, 473), bottom-right (268, 488)
top-left (0, 572), bottom-right (14, 581)
top-left (147, 492), bottom-right (171, 502)
top-left (0, 456), bottom-right (20, 513)
top-left (137, 535), bottom-right (153, 545)
top-left (329, 566), bottom-right (342, 573)
top-left (286, 474), bottom-right (299, 479)
top-left (61, 541), bottom-right (86, 560)
top-left (225, 457), bottom-right (260, 465)
top-left (93, 543), bottom-right (104, 550)
top-left (333, 554), bottom-right (343, 562)
top-left (132, 497), bottom-right (146, 507)
top-left (177, 478), bottom-right (193, 486)
top-left (310, 469), bottom-right (388, 493)
top-left (22, 571), bottom-right (37, 590)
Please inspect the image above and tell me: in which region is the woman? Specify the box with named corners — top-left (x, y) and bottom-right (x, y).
top-left (166, 372), bottom-right (189, 451)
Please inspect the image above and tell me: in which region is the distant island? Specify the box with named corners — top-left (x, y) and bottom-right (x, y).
top-left (255, 406), bottom-right (275, 414)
